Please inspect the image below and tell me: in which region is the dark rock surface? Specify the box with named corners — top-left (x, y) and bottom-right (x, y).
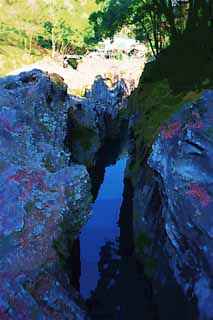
top-left (131, 90), bottom-right (213, 319)
top-left (67, 75), bottom-right (128, 167)
top-left (0, 69), bottom-right (91, 319)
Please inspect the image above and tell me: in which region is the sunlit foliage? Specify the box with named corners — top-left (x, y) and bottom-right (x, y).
top-left (88, 0), bottom-right (213, 57)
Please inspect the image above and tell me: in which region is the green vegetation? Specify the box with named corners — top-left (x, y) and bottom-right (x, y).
top-left (0, 0), bottom-right (99, 75)
top-left (130, 79), bottom-right (201, 151)
top-left (143, 256), bottom-right (157, 278)
top-left (128, 24), bottom-right (213, 172)
top-left (43, 157), bottom-right (56, 173)
top-left (86, 192), bottom-right (94, 204)
top-left (53, 218), bottom-right (82, 267)
top-left (88, 1), bottom-right (213, 58)
top-left (135, 231), bottom-right (151, 252)
top-left (49, 72), bottom-right (66, 90)
top-left (88, 1), bottom-right (213, 174)
top-left (128, 73), bottom-right (210, 175)
top-left (84, 158), bottom-right (96, 169)
top-left (135, 230), bottom-right (157, 278)
top-left (24, 200), bottom-right (36, 213)
top-left (72, 124), bottom-right (97, 150)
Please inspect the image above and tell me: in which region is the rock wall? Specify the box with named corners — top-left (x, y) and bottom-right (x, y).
top-left (129, 91), bottom-right (213, 319)
top-left (0, 70), bottom-right (91, 319)
top-left (67, 75), bottom-right (128, 167)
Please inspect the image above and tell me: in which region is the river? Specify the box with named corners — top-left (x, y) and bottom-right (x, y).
top-left (80, 153), bottom-right (128, 299)
top-left (77, 141), bottom-right (158, 319)
top-left (73, 141), bottom-right (197, 319)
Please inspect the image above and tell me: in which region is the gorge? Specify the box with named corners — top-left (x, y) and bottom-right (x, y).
top-left (0, 61), bottom-right (213, 320)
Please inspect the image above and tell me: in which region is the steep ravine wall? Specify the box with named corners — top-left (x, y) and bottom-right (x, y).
top-left (66, 76), bottom-right (128, 169)
top-left (0, 69), bottom-right (130, 319)
top-left (127, 77), bottom-right (213, 318)
top-left (0, 69), bottom-right (92, 319)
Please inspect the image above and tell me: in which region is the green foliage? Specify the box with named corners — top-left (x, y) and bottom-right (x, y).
top-left (88, 0), bottom-right (213, 58)
top-left (67, 58), bottom-right (78, 70)
top-left (88, 0), bottom-right (167, 50)
top-left (86, 192), bottom-right (94, 204)
top-left (129, 76), bottom-right (202, 174)
top-left (143, 256), bottom-right (157, 278)
top-left (43, 157), bottom-right (56, 173)
top-left (49, 73), bottom-right (66, 89)
top-left (84, 158), bottom-right (95, 169)
top-left (135, 231), bottom-right (151, 253)
top-left (24, 200), bottom-right (36, 213)
top-left (72, 125), bottom-right (97, 150)
top-left (0, 0), bottom-right (99, 74)
top-left (135, 230), bottom-right (157, 278)
top-left (128, 26), bottom-right (213, 178)
top-left (134, 80), bottom-right (200, 143)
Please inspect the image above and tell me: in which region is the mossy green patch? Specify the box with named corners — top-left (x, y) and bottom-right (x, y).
top-left (135, 231), bottom-right (151, 253)
top-left (131, 79), bottom-right (201, 147)
top-left (133, 211), bottom-right (141, 223)
top-left (129, 78), bottom-right (204, 174)
top-left (49, 73), bottom-right (66, 91)
top-left (86, 192), bottom-right (93, 204)
top-left (43, 157), bottom-right (57, 173)
top-left (143, 256), bottom-right (157, 279)
top-left (118, 107), bottom-right (128, 121)
top-left (72, 125), bottom-right (97, 150)
top-left (128, 36), bottom-right (213, 180)
top-left (84, 158), bottom-right (95, 169)
top-left (53, 219), bottom-right (83, 268)
top-left (135, 230), bottom-right (157, 278)
top-left (205, 127), bottom-right (213, 139)
top-left (24, 200), bottom-right (36, 213)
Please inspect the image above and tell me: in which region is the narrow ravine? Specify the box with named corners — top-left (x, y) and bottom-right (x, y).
top-left (80, 152), bottom-right (128, 299)
top-left (74, 138), bottom-right (158, 319)
top-left (71, 137), bottom-right (198, 320)
top-left (66, 76), bottom-right (198, 319)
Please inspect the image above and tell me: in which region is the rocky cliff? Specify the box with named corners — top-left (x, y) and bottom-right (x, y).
top-left (0, 69), bottom-right (91, 319)
top-left (67, 75), bottom-right (128, 168)
top-left (130, 90), bottom-right (213, 319)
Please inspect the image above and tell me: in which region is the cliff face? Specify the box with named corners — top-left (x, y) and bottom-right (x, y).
top-left (0, 70), bottom-right (91, 319)
top-left (130, 90), bottom-right (213, 319)
top-left (67, 76), bottom-right (128, 168)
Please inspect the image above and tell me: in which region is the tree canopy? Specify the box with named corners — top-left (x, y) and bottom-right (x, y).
top-left (88, 0), bottom-right (213, 57)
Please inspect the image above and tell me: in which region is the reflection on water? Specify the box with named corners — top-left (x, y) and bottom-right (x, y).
top-left (79, 145), bottom-right (158, 319)
top-left (86, 179), bottom-right (158, 320)
top-left (80, 154), bottom-right (128, 299)
top-left (74, 138), bottom-right (197, 319)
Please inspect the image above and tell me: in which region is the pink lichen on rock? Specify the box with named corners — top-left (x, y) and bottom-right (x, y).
top-left (188, 120), bottom-right (204, 129)
top-left (192, 112), bottom-right (201, 119)
top-left (1, 118), bottom-right (12, 131)
top-left (160, 121), bottom-right (182, 139)
top-left (8, 169), bottom-right (48, 200)
top-left (186, 184), bottom-right (211, 208)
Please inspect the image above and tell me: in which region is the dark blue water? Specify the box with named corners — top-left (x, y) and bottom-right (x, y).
top-left (80, 153), bottom-right (128, 299)
top-left (77, 141), bottom-right (197, 319)
top-left (78, 149), bottom-right (158, 319)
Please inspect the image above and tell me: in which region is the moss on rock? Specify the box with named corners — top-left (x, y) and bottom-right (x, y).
top-left (128, 58), bottom-right (213, 176)
top-left (129, 37), bottom-right (213, 174)
top-left (72, 124), bottom-right (97, 150)
top-left (49, 73), bottom-right (67, 92)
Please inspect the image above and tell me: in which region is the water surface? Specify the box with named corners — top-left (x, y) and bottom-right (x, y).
top-left (80, 153), bottom-right (128, 299)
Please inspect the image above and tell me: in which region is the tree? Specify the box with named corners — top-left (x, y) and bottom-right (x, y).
top-left (88, 0), bottom-right (213, 57)
top-left (0, 0), bottom-right (100, 56)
